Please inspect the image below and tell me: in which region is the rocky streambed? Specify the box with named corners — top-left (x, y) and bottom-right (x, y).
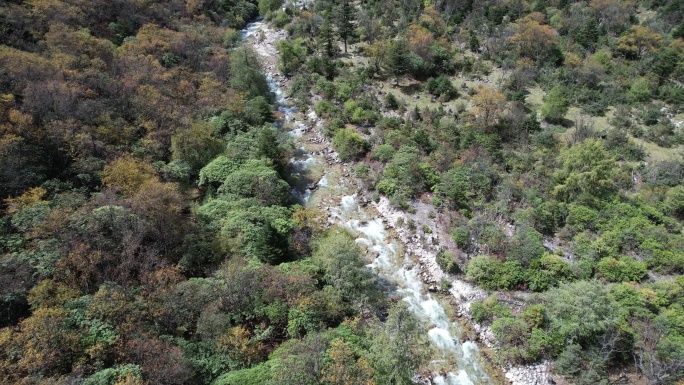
top-left (243, 18), bottom-right (556, 385)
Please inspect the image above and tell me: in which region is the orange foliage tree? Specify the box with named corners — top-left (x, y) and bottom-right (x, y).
top-left (510, 12), bottom-right (558, 64)
top-left (406, 24), bottom-right (435, 61)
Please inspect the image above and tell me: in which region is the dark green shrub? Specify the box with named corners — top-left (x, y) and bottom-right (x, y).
top-left (526, 254), bottom-right (572, 292)
top-left (426, 75), bottom-right (458, 100)
top-left (385, 93), bottom-right (399, 110)
top-left (507, 225), bottom-right (545, 266)
top-left (470, 295), bottom-right (511, 324)
top-left (466, 256), bottom-right (524, 290)
top-left (373, 144), bottom-right (396, 163)
top-left (436, 250), bottom-right (459, 274)
top-left (450, 226), bottom-right (470, 249)
top-left (332, 128), bottom-right (369, 161)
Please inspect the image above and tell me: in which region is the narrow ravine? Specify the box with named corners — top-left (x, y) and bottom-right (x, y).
top-left (243, 20), bottom-right (499, 385)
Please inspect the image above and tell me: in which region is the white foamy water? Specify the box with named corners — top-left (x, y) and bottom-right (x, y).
top-left (429, 327), bottom-right (457, 351)
top-left (290, 121), bottom-right (307, 137)
top-left (290, 187), bottom-right (311, 204)
top-left (289, 153), bottom-right (316, 170)
top-left (240, 20), bottom-right (264, 39)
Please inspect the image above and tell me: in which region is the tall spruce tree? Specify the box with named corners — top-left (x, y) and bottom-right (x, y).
top-left (386, 39), bottom-right (408, 85)
top-left (318, 16), bottom-right (336, 57)
top-left (335, 0), bottom-right (354, 53)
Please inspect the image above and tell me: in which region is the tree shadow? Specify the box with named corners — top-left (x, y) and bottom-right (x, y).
top-left (397, 83), bottom-right (423, 96)
top-left (286, 147), bottom-right (318, 205)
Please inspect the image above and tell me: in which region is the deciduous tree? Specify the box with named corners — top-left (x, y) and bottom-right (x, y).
top-left (101, 155), bottom-right (158, 196)
top-left (471, 86), bottom-right (507, 131)
top-left (552, 139), bottom-right (616, 204)
top-left (369, 302), bottom-right (430, 385)
top-left (618, 26), bottom-right (664, 60)
top-left (510, 13), bottom-right (558, 64)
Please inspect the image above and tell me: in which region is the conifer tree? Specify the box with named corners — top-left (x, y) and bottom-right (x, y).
top-left (335, 0), bottom-right (354, 53)
top-left (318, 16), bottom-right (336, 57)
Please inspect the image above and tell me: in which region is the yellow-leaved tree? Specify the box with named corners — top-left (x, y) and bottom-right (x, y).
top-left (322, 338), bottom-right (376, 385)
top-left (617, 25), bottom-right (664, 60)
top-left (470, 85), bottom-right (507, 132)
top-left (510, 12), bottom-right (558, 64)
top-left (101, 155), bottom-right (158, 196)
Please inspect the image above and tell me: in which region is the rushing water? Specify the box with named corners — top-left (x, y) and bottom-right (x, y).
top-left (242, 20), bottom-right (495, 385)
top-left (332, 195), bottom-right (493, 385)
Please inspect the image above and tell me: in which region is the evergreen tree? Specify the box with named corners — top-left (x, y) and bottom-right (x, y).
top-left (575, 20), bottom-right (599, 50)
top-left (335, 0), bottom-right (355, 53)
top-left (318, 16), bottom-right (336, 57)
top-left (385, 39), bottom-right (408, 85)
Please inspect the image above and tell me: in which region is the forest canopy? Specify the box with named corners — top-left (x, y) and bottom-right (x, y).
top-left (2, 0), bottom-right (684, 383)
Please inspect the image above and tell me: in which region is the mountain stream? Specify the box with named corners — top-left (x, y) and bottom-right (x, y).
top-left (242, 20), bottom-right (497, 385)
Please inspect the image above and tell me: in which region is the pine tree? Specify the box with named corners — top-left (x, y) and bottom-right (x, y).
top-left (318, 16), bottom-right (336, 57)
top-left (575, 20), bottom-right (598, 50)
top-left (386, 39), bottom-right (408, 86)
top-left (335, 0), bottom-right (354, 53)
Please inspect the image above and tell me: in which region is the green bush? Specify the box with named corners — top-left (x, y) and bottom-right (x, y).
top-left (354, 163), bottom-right (370, 178)
top-left (213, 361), bottom-right (273, 385)
top-left (466, 256), bottom-right (524, 290)
top-left (258, 0), bottom-right (282, 16)
top-left (272, 10), bottom-right (290, 27)
top-left (566, 204), bottom-right (599, 233)
top-left (450, 226), bottom-right (470, 249)
top-left (466, 255), bottom-right (502, 290)
top-left (595, 256), bottom-right (647, 282)
top-left (373, 144), bottom-right (396, 163)
top-left (492, 317), bottom-right (528, 346)
top-left (544, 280), bottom-right (619, 344)
top-left (554, 343), bottom-right (609, 385)
top-left (343, 99), bottom-right (379, 126)
top-left (375, 179), bottom-right (398, 197)
top-left (277, 38), bottom-right (306, 76)
top-left (628, 77), bottom-right (652, 102)
top-left (506, 225), bottom-right (545, 266)
top-left (470, 295), bottom-right (511, 323)
top-left (540, 85), bottom-right (569, 123)
top-left (333, 128), bottom-right (369, 161)
top-left (470, 301), bottom-right (491, 323)
top-left (520, 304), bottom-right (546, 329)
top-left (314, 101), bottom-right (336, 119)
top-left (385, 93), bottom-right (399, 110)
top-left (83, 365), bottom-right (143, 385)
top-left (243, 96), bottom-right (273, 126)
top-left (664, 186), bottom-right (684, 218)
top-left (425, 75), bottom-right (458, 100)
top-left (378, 146), bottom-right (425, 203)
top-left (525, 328), bottom-right (562, 362)
top-left (436, 250), bottom-right (459, 274)
top-left (526, 254), bottom-right (572, 292)
top-left (552, 139), bottom-right (616, 205)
